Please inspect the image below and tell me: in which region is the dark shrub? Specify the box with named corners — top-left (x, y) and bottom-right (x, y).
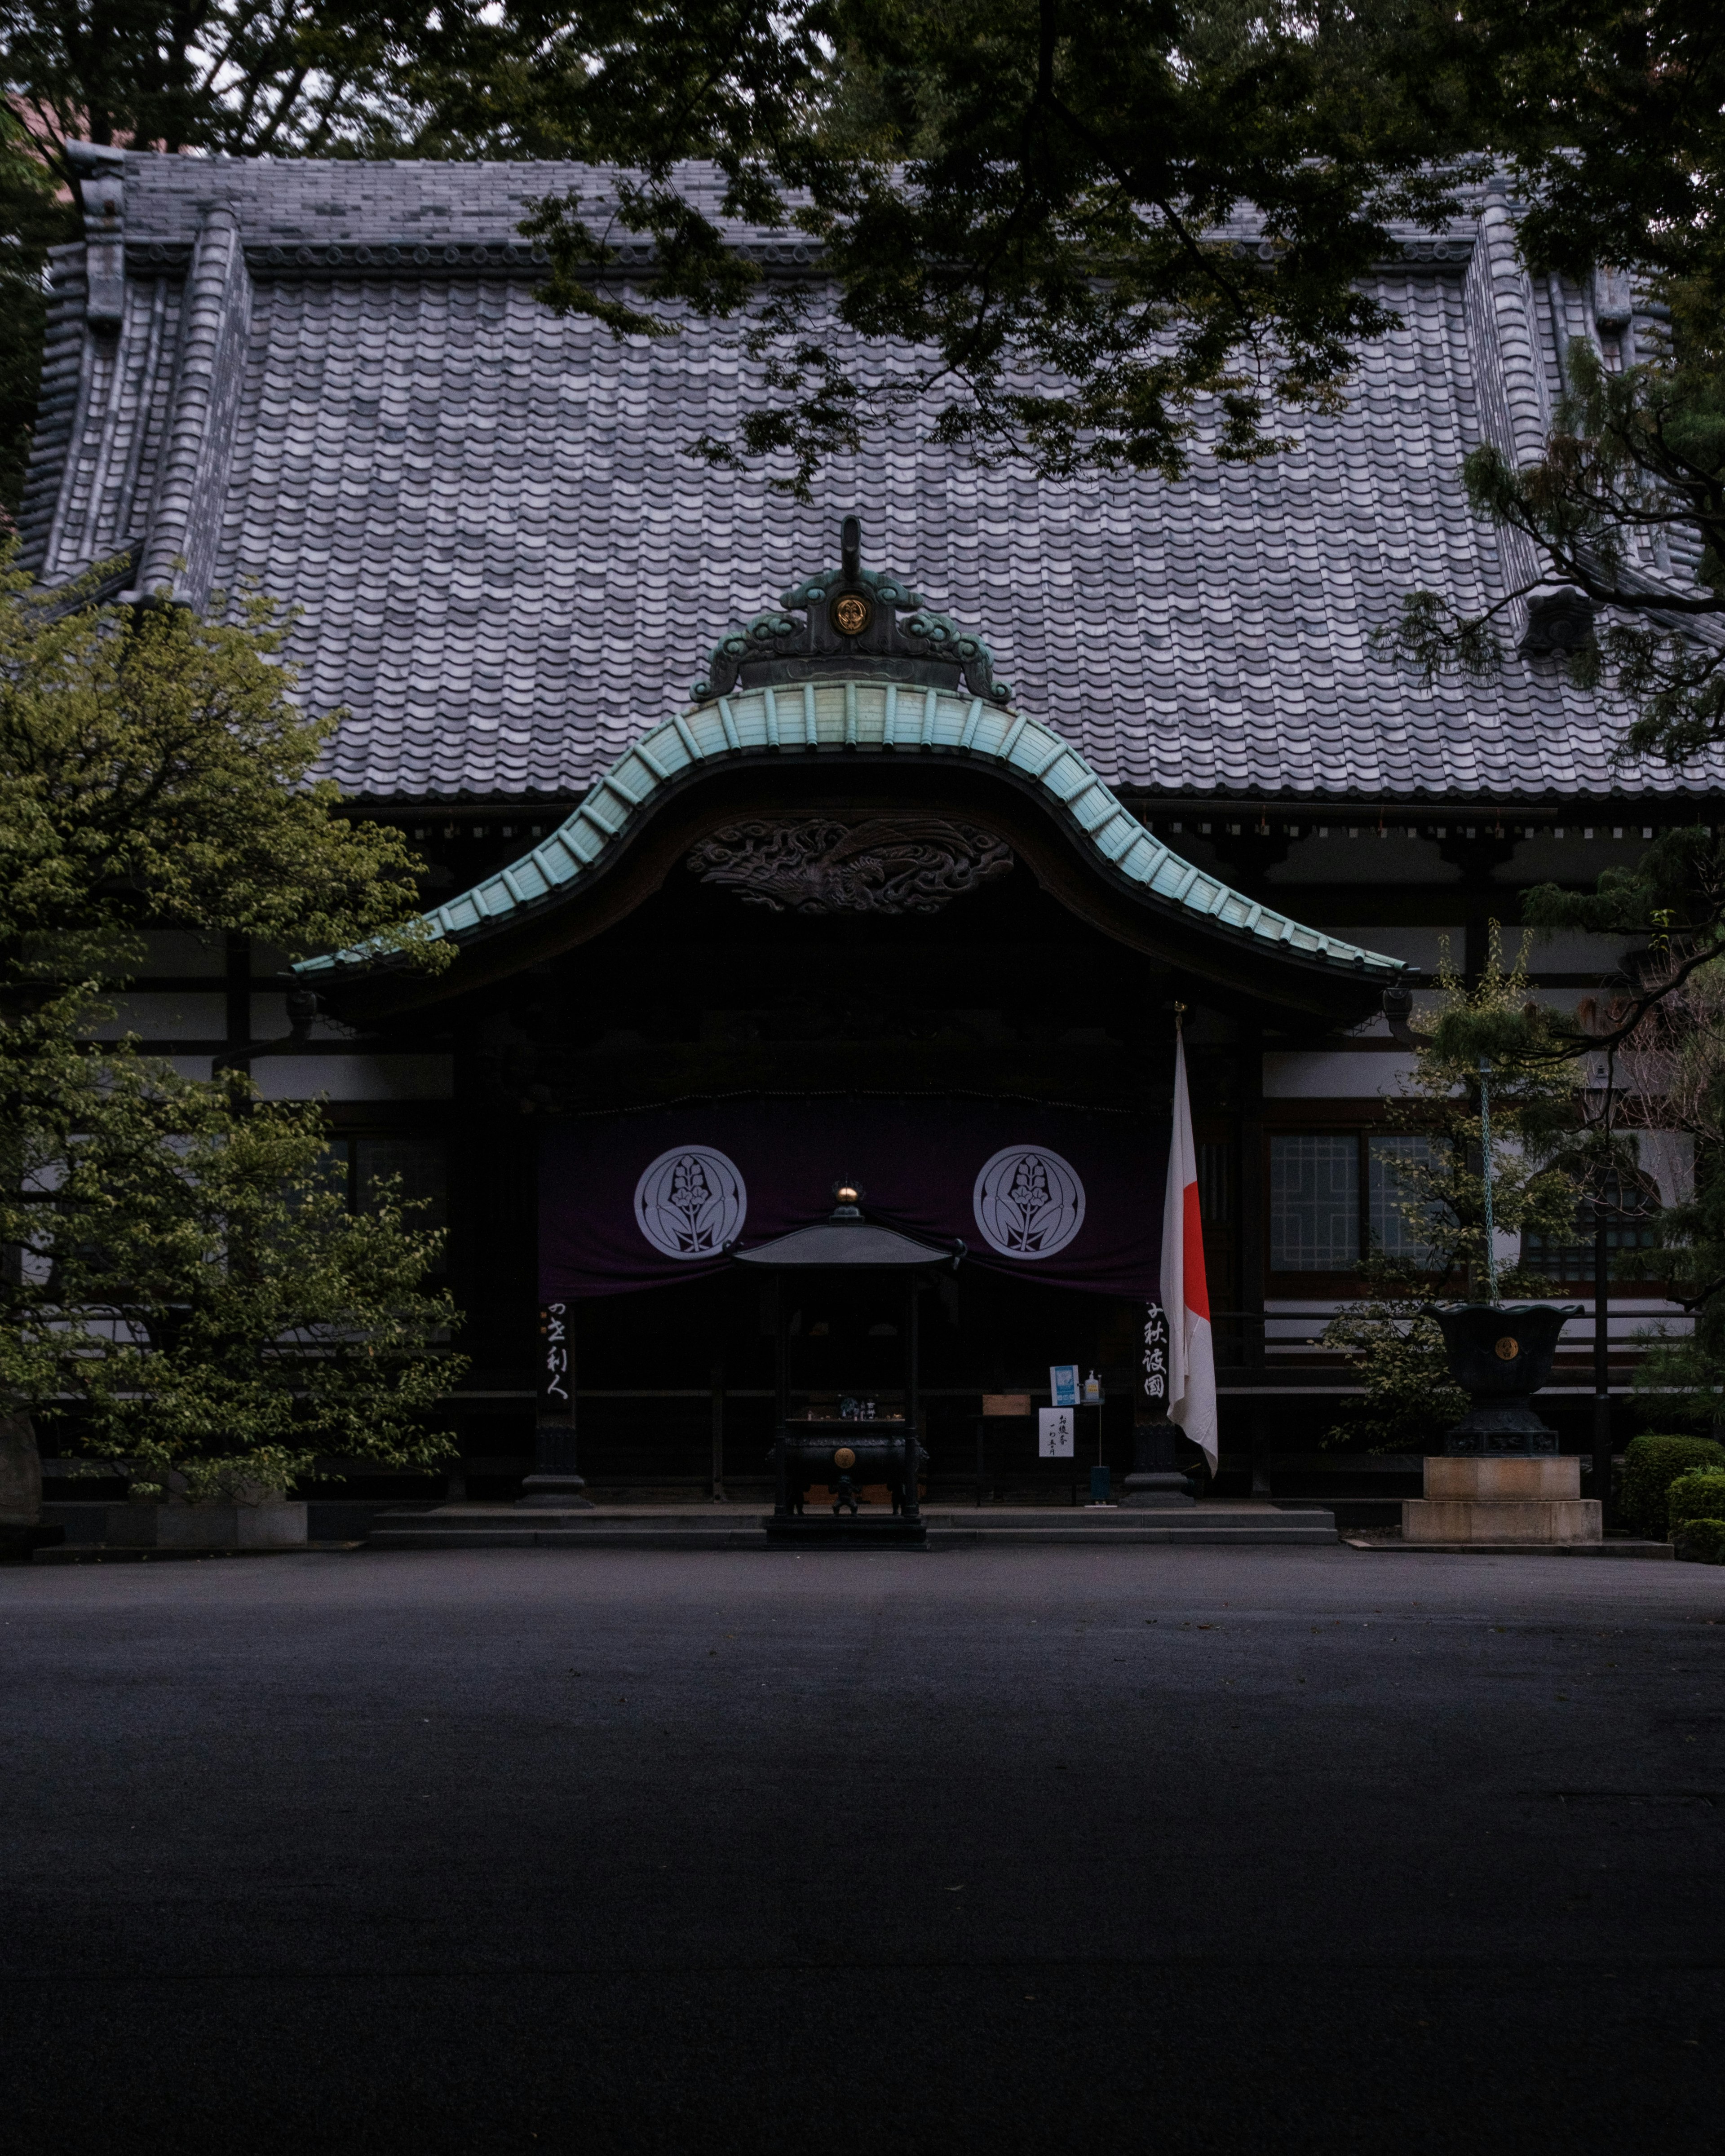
top-left (1619, 1434), bottom-right (1725, 1539)
top-left (1667, 1471), bottom-right (1725, 1537)
top-left (1674, 1518), bottom-right (1725, 1564)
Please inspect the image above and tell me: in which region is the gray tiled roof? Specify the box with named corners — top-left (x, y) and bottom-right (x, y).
top-left (24, 153), bottom-right (1725, 805)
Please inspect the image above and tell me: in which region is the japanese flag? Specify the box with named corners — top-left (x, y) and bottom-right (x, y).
top-left (1161, 1026), bottom-right (1218, 1473)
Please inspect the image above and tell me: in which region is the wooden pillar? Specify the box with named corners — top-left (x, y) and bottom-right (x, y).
top-left (772, 1274), bottom-right (791, 1518)
top-left (224, 932), bottom-right (251, 1055)
top-left (522, 1298), bottom-right (592, 1507)
top-left (902, 1275), bottom-right (922, 1520)
top-left (1592, 1207), bottom-right (1613, 1526)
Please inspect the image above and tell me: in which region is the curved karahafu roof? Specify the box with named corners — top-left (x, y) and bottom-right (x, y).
top-left (296, 522), bottom-right (1404, 1001)
top-left (294, 670), bottom-right (1405, 990)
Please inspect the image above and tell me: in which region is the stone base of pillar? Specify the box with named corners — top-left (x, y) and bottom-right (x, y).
top-left (1120, 1424), bottom-right (1195, 1508)
top-left (520, 1417), bottom-right (593, 1508)
top-left (1120, 1472), bottom-right (1195, 1509)
top-left (517, 1472), bottom-right (594, 1509)
top-left (1403, 1456), bottom-right (1600, 1544)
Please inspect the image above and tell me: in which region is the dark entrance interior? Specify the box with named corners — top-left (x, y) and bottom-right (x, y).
top-left (561, 1266), bottom-right (1142, 1501)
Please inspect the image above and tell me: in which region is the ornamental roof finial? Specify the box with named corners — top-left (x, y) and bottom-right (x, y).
top-left (691, 516), bottom-right (1012, 707)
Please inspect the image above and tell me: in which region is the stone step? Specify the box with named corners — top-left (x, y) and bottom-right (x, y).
top-left (1345, 1535), bottom-right (1673, 1558)
top-left (365, 1503), bottom-right (1338, 1550)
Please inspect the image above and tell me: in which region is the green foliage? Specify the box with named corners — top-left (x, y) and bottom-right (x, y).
top-left (1521, 836), bottom-right (1725, 1432)
top-left (0, 4), bottom-right (552, 166)
top-left (0, 552), bottom-right (447, 972)
top-left (1323, 925), bottom-right (1585, 1449)
top-left (1521, 823), bottom-right (1725, 954)
top-left (1321, 1293), bottom-right (1466, 1454)
top-left (12, 1060), bottom-right (462, 1499)
top-left (0, 110), bottom-right (75, 514)
top-left (1606, 1100), bottom-right (1725, 1427)
top-left (1666, 1469), bottom-right (1725, 1537)
top-left (0, 558), bottom-right (456, 1486)
top-left (1394, 325), bottom-right (1725, 751)
top-left (1674, 1516), bottom-right (1725, 1563)
top-left (1389, 1), bottom-right (1725, 756)
top-left (1350, 924), bottom-right (1583, 1297)
top-left (519, 1), bottom-right (1474, 499)
top-left (1617, 1432), bottom-right (1725, 1540)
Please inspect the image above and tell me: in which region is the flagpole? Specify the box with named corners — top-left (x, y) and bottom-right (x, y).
top-left (1163, 1005), bottom-right (1220, 1480)
top-left (1125, 1005), bottom-right (1205, 1507)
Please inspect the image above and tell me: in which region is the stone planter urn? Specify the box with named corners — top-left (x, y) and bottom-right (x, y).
top-left (1403, 1303), bottom-right (1600, 1546)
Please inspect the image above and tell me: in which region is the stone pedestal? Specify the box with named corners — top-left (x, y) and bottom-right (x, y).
top-left (1120, 1423), bottom-right (1195, 1509)
top-left (1403, 1457), bottom-right (1601, 1545)
top-left (519, 1418), bottom-right (593, 1509)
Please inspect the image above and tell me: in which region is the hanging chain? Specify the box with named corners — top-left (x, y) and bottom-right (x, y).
top-left (1478, 1056), bottom-right (1499, 1305)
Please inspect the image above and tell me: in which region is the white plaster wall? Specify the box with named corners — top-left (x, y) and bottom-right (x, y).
top-left (1636, 1132), bottom-right (1695, 1206)
top-left (1519, 928), bottom-right (1645, 975)
top-left (1318, 926), bottom-right (1463, 973)
top-left (1263, 831), bottom-right (1446, 885)
top-left (90, 993), bottom-right (228, 1041)
top-left (252, 1054), bottom-right (453, 1101)
top-left (1263, 1051), bottom-right (1417, 1098)
top-left (140, 931), bottom-right (227, 976)
top-left (248, 994), bottom-right (357, 1043)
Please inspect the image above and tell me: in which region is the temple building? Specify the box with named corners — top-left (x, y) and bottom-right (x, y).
top-left (22, 146), bottom-right (1720, 1520)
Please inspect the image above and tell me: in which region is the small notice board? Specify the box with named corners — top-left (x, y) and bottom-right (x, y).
top-left (1038, 1407), bottom-right (1076, 1459)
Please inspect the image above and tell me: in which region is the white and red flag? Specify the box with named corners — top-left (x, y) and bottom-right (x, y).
top-left (1161, 1021), bottom-right (1218, 1473)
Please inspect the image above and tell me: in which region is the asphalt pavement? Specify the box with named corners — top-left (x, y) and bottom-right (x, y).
top-left (2, 1545), bottom-right (1721, 2154)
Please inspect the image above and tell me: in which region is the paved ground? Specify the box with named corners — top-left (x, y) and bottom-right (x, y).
top-left (2, 1546), bottom-right (1721, 2155)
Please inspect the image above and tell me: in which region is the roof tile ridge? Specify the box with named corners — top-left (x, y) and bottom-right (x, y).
top-left (132, 205), bottom-right (252, 609)
top-left (21, 251), bottom-right (95, 575)
top-left (1461, 185), bottom-right (1547, 605)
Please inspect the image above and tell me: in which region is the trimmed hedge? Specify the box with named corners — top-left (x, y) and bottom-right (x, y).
top-left (1675, 1518), bottom-right (1725, 1565)
top-left (1619, 1434), bottom-right (1725, 1539)
top-left (1667, 1470), bottom-right (1725, 1537)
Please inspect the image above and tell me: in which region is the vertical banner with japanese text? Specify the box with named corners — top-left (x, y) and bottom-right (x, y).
top-left (538, 1300), bottom-right (572, 1411)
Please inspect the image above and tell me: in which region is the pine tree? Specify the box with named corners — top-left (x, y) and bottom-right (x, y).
top-left (1323, 926), bottom-right (1588, 1451)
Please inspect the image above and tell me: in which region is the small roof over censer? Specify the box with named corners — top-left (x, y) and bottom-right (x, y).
top-left (731, 1184), bottom-right (962, 1270)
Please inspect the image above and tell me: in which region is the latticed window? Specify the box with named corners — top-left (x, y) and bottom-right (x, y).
top-left (352, 1138), bottom-right (447, 1229)
top-left (1270, 1131), bottom-right (1449, 1273)
top-left (1270, 1135), bottom-right (1358, 1270)
top-left (309, 1137), bottom-right (449, 1263)
top-left (1521, 1167), bottom-right (1661, 1281)
top-left (1369, 1135), bottom-right (1446, 1260)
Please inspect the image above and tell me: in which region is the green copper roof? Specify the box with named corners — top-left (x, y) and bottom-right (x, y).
top-left (294, 678), bottom-right (1407, 981)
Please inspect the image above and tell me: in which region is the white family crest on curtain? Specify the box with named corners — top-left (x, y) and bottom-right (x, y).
top-left (633, 1147), bottom-right (748, 1257)
top-left (972, 1147), bottom-right (1086, 1259)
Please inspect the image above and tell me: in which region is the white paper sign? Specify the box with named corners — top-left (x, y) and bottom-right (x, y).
top-left (1049, 1364), bottom-right (1080, 1408)
top-left (1038, 1407), bottom-right (1076, 1459)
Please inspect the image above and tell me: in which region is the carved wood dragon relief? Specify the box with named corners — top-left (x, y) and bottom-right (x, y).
top-left (686, 817), bottom-right (1014, 915)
